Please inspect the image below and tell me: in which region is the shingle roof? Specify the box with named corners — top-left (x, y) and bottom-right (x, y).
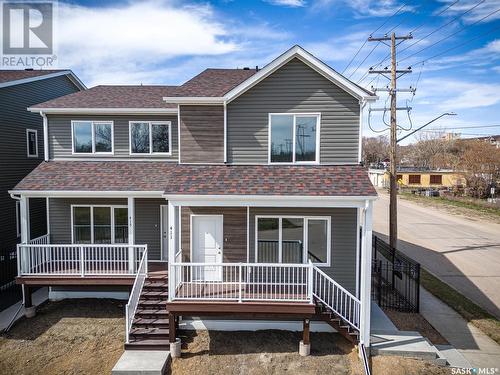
top-left (13, 161), bottom-right (377, 197)
top-left (31, 85), bottom-right (179, 109)
top-left (0, 69), bottom-right (69, 84)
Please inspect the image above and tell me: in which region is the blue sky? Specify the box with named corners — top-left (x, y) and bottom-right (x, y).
top-left (55, 0), bottom-right (500, 143)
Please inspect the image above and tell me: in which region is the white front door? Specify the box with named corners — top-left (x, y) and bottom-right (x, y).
top-left (161, 205), bottom-right (168, 261)
top-left (192, 215), bottom-right (223, 281)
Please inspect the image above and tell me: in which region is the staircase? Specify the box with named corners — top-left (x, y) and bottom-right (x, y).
top-left (315, 301), bottom-right (359, 343)
top-left (125, 269), bottom-right (172, 350)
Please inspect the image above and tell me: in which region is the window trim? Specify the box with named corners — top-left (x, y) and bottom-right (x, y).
top-left (71, 120), bottom-right (114, 155)
top-left (267, 113), bottom-right (321, 165)
top-left (70, 205), bottom-right (128, 244)
top-left (129, 121), bottom-right (172, 156)
top-left (255, 215), bottom-right (331, 267)
top-left (26, 129), bottom-right (38, 158)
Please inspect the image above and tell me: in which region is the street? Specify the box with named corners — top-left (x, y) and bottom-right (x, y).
top-left (373, 191), bottom-right (500, 319)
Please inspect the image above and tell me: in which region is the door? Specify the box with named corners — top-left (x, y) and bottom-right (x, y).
top-left (192, 215), bottom-right (223, 281)
top-left (161, 205), bottom-right (168, 261)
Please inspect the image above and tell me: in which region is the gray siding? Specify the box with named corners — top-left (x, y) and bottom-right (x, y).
top-left (29, 198), bottom-right (47, 240)
top-left (249, 207), bottom-right (358, 294)
top-left (179, 105), bottom-right (224, 163)
top-left (227, 58), bottom-right (360, 164)
top-left (48, 197), bottom-right (164, 261)
top-left (0, 75), bottom-right (81, 254)
top-left (48, 114), bottom-right (178, 160)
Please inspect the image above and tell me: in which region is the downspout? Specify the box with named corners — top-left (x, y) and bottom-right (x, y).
top-left (40, 111), bottom-right (49, 162)
top-left (223, 101), bottom-right (227, 163)
top-left (358, 100), bottom-right (367, 164)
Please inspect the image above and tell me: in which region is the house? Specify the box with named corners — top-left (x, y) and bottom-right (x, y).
top-left (9, 46), bottom-right (378, 358)
top-left (0, 70), bottom-right (85, 309)
top-left (368, 168), bottom-right (464, 189)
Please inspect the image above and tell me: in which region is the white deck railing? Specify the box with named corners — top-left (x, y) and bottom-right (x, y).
top-left (125, 248), bottom-right (148, 343)
top-left (29, 234), bottom-right (50, 245)
top-left (17, 243), bottom-right (147, 276)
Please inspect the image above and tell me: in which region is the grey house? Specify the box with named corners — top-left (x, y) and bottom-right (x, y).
top-left (0, 70), bottom-right (85, 307)
top-left (10, 46), bottom-right (378, 356)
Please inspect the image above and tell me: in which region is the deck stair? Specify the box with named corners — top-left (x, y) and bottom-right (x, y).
top-left (125, 269), bottom-right (172, 350)
top-left (315, 301), bottom-right (359, 344)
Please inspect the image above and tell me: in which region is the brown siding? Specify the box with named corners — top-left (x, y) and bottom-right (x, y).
top-left (179, 105), bottom-right (224, 163)
top-left (180, 207), bottom-right (246, 262)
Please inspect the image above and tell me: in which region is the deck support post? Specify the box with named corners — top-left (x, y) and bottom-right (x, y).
top-left (169, 313), bottom-right (181, 357)
top-left (24, 285), bottom-right (36, 318)
top-left (299, 318), bottom-right (311, 356)
top-left (127, 197), bottom-right (135, 273)
top-left (359, 200), bottom-right (373, 357)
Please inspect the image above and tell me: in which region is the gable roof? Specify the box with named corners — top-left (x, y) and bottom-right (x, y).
top-left (0, 69), bottom-right (86, 90)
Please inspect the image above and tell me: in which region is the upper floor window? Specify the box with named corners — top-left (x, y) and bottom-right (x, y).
top-left (26, 129), bottom-right (38, 157)
top-left (269, 113), bottom-right (320, 164)
top-left (129, 121), bottom-right (171, 155)
top-left (72, 121), bottom-right (113, 154)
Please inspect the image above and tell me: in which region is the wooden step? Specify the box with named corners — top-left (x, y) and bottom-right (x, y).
top-left (138, 300), bottom-right (167, 308)
top-left (130, 327), bottom-right (169, 339)
top-left (135, 309), bottom-right (169, 319)
top-left (133, 317), bottom-right (169, 327)
top-left (140, 291), bottom-right (168, 299)
top-left (125, 338), bottom-right (170, 350)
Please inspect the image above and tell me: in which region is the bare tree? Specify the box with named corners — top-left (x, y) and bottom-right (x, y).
top-left (362, 136), bottom-right (389, 165)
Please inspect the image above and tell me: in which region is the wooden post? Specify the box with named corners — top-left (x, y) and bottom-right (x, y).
top-left (303, 319), bottom-right (310, 346)
top-left (24, 286), bottom-right (33, 308)
top-left (169, 313), bottom-right (176, 343)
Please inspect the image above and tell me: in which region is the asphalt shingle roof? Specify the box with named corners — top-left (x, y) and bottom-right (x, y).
top-left (0, 69), bottom-right (70, 84)
top-left (13, 161), bottom-right (377, 197)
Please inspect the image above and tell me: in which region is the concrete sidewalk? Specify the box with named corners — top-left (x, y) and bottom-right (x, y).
top-left (420, 287), bottom-right (500, 368)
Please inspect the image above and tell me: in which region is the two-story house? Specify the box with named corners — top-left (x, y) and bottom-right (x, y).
top-left (0, 70), bottom-right (85, 310)
top-left (10, 46), bottom-right (377, 357)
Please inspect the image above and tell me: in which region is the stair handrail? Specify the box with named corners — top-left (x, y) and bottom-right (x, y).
top-left (125, 247), bottom-right (148, 344)
top-left (312, 265), bottom-right (361, 330)
top-left (360, 342), bottom-right (371, 375)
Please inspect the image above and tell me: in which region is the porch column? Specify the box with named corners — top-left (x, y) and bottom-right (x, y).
top-left (20, 195), bottom-right (29, 243)
top-left (128, 197), bottom-right (135, 273)
top-left (359, 200), bottom-right (373, 354)
top-left (167, 201), bottom-right (176, 302)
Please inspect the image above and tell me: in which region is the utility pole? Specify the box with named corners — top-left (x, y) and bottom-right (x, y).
top-left (368, 32), bottom-right (412, 249)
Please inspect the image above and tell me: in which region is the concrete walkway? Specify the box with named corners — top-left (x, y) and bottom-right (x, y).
top-left (0, 287), bottom-right (48, 331)
top-left (420, 287), bottom-right (500, 368)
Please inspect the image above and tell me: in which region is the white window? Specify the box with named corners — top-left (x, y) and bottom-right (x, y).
top-left (72, 121), bottom-right (114, 154)
top-left (16, 201), bottom-right (21, 238)
top-left (72, 205), bottom-right (128, 244)
top-left (268, 113), bottom-right (320, 164)
top-left (129, 121), bottom-right (171, 155)
top-left (255, 215), bottom-right (331, 266)
top-left (26, 129), bottom-right (38, 157)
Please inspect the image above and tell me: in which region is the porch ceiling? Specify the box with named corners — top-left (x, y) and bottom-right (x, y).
top-left (11, 161), bottom-right (377, 197)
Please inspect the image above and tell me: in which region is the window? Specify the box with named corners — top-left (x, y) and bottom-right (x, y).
top-left (256, 216), bottom-right (330, 266)
top-left (72, 121), bottom-right (113, 154)
top-left (396, 174), bottom-right (403, 182)
top-left (26, 129), bottom-right (38, 157)
top-left (269, 113), bottom-right (319, 163)
top-left (408, 174), bottom-right (421, 184)
top-left (130, 121), bottom-right (171, 155)
top-left (72, 205), bottom-right (128, 244)
top-left (15, 201), bottom-right (21, 238)
top-left (430, 175), bottom-right (442, 185)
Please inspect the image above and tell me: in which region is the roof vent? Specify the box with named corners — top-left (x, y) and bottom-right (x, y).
top-left (24, 68), bottom-right (34, 71)
top-left (256, 65), bottom-right (259, 72)
top-left (243, 67), bottom-right (250, 70)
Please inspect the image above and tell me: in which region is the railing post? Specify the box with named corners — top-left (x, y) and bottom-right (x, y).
top-left (308, 261), bottom-right (314, 304)
top-left (80, 246), bottom-right (85, 277)
top-left (125, 306), bottom-right (130, 344)
top-left (238, 263), bottom-right (243, 303)
top-left (144, 247), bottom-right (148, 276)
top-left (17, 244), bottom-right (22, 276)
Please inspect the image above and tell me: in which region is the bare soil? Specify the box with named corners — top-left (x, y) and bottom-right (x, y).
top-left (0, 299), bottom-right (450, 375)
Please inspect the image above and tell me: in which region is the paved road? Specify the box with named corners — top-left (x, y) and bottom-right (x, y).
top-left (373, 191), bottom-right (500, 319)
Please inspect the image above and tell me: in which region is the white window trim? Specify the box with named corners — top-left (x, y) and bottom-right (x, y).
top-left (71, 120), bottom-right (114, 155)
top-left (26, 129), bottom-right (38, 158)
top-left (267, 113), bottom-right (321, 165)
top-left (129, 121), bottom-right (172, 156)
top-left (70, 205), bottom-right (128, 244)
top-left (16, 201), bottom-right (21, 238)
top-left (255, 215), bottom-right (331, 266)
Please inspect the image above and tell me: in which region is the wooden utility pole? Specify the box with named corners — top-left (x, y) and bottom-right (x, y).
top-left (368, 32), bottom-right (412, 249)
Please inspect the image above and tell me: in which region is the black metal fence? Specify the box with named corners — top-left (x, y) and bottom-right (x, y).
top-left (371, 235), bottom-right (420, 313)
top-left (0, 250), bottom-right (22, 312)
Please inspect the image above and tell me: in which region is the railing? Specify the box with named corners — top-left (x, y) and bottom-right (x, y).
top-left (312, 266), bottom-right (361, 330)
top-left (29, 234), bottom-right (50, 245)
top-left (17, 244), bottom-right (147, 276)
top-left (125, 249), bottom-right (148, 343)
top-left (170, 262), bottom-right (312, 303)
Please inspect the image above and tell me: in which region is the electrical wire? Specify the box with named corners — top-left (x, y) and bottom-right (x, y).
top-left (348, 43), bottom-right (380, 79)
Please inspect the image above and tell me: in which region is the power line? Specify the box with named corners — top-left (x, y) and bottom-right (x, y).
top-left (409, 0), bottom-right (461, 34)
top-left (426, 125), bottom-right (500, 130)
top-left (348, 43), bottom-right (380, 79)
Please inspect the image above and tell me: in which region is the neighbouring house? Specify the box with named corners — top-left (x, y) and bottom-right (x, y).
top-left (368, 168), bottom-right (464, 189)
top-left (0, 70), bottom-right (85, 309)
top-left (9, 46), bottom-right (378, 357)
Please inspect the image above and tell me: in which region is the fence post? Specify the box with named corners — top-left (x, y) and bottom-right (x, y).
top-left (308, 261), bottom-right (314, 304)
top-left (80, 246), bottom-right (85, 277)
top-left (416, 264), bottom-right (421, 313)
top-left (238, 263), bottom-right (243, 303)
top-left (377, 260), bottom-right (382, 307)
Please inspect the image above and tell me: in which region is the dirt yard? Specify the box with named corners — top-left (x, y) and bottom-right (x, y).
top-left (0, 299), bottom-right (450, 375)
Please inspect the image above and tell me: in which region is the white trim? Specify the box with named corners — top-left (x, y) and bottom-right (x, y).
top-left (358, 100), bottom-right (367, 163)
top-left (223, 101), bottom-right (227, 163)
top-left (160, 204), bottom-right (168, 261)
top-left (224, 46), bottom-right (377, 103)
top-left (246, 206), bottom-right (250, 263)
top-left (70, 204), bottom-right (128, 244)
top-left (9, 190), bottom-right (165, 198)
top-left (355, 207), bottom-right (360, 298)
top-left (46, 197), bottom-right (50, 238)
top-left (255, 215), bottom-right (331, 267)
top-left (359, 200), bottom-right (373, 348)
top-left (0, 71), bottom-right (86, 90)
top-left (267, 113), bottom-right (321, 165)
top-left (15, 200), bottom-right (21, 238)
top-left (162, 97), bottom-right (224, 104)
top-left (26, 129), bottom-right (38, 158)
top-left (28, 107), bottom-right (178, 114)
top-left (190, 214), bottom-right (224, 265)
top-left (51, 157), bottom-right (179, 162)
top-left (177, 105), bottom-right (181, 163)
top-left (180, 318), bottom-right (335, 332)
top-left (41, 112), bottom-right (49, 161)
top-left (71, 120), bottom-right (114, 155)
top-left (129, 121), bottom-right (172, 156)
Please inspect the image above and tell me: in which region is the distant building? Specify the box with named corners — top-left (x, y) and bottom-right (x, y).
top-left (441, 132), bottom-right (461, 141)
top-left (368, 168), bottom-right (465, 189)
